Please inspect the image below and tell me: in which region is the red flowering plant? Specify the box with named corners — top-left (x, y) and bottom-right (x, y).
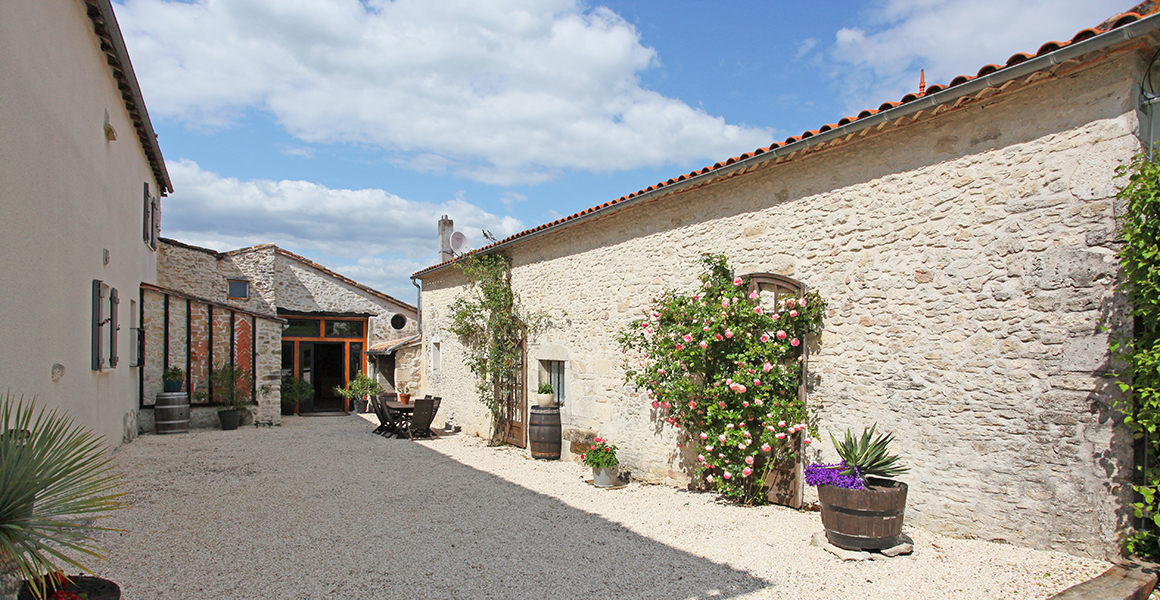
top-left (617, 254), bottom-right (825, 504)
top-left (580, 437), bottom-right (619, 469)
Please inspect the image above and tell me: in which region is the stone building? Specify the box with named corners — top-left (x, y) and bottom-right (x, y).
top-left (0, 0), bottom-right (171, 445)
top-left (414, 9), bottom-right (1160, 558)
top-left (139, 238), bottom-right (417, 429)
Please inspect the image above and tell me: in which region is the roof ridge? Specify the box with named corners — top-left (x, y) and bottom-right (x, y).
top-left (413, 5), bottom-right (1158, 279)
top-left (273, 247), bottom-right (416, 312)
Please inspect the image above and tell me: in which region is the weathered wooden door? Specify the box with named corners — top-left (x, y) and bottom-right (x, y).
top-left (746, 273), bottom-right (808, 509)
top-left (498, 338), bottom-right (527, 448)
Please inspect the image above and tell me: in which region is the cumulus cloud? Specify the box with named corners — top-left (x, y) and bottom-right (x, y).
top-left (160, 159), bottom-right (522, 265)
top-left (116, 0), bottom-right (773, 185)
top-left (824, 0), bottom-right (1129, 114)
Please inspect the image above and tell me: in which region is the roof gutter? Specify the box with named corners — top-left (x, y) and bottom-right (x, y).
top-left (415, 12), bottom-right (1160, 279)
top-left (86, 0), bottom-right (172, 193)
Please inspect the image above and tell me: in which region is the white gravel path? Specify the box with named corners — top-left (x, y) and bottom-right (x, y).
top-left (90, 415), bottom-right (1109, 599)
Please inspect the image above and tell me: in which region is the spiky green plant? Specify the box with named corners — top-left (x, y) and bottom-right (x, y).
top-left (0, 393), bottom-right (125, 600)
top-left (832, 424), bottom-right (909, 483)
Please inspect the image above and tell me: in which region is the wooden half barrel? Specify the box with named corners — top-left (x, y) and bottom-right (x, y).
top-left (155, 392), bottom-right (190, 435)
top-left (528, 406), bottom-right (561, 460)
top-left (817, 479), bottom-right (908, 550)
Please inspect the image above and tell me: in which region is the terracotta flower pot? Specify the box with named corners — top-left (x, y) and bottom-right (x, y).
top-left (398, 393), bottom-right (411, 404)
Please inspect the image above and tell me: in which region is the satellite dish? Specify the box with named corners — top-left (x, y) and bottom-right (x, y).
top-left (450, 231), bottom-right (468, 254)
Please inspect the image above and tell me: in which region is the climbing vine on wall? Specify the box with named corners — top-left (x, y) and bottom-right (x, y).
top-left (448, 245), bottom-right (545, 445)
top-left (618, 254), bottom-right (825, 504)
top-left (1114, 153), bottom-right (1160, 559)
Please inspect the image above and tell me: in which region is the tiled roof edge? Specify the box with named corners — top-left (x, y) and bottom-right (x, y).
top-left (273, 247), bottom-right (417, 313)
top-left (413, 9), bottom-right (1160, 279)
top-left (84, 0), bottom-right (172, 194)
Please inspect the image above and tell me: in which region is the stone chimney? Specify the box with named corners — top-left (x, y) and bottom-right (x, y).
top-left (438, 215), bottom-right (454, 263)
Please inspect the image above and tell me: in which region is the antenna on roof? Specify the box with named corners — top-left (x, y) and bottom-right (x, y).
top-left (919, 69), bottom-right (926, 95)
top-left (450, 231), bottom-right (468, 255)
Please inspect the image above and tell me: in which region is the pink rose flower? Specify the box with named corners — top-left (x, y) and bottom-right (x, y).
top-left (743, 431), bottom-right (751, 438)
top-left (742, 467), bottom-right (753, 477)
top-left (742, 401), bottom-right (749, 407)
top-left (715, 334), bottom-right (723, 341)
top-left (754, 306), bottom-right (763, 314)
top-left (706, 474), bottom-right (714, 482)
top-left (662, 401), bottom-right (670, 408)
top-left (700, 341), bottom-right (708, 349)
top-left (763, 362), bottom-right (773, 372)
top-left (776, 432), bottom-right (786, 440)
top-left (698, 454), bottom-right (705, 462)
top-left (733, 277), bottom-right (743, 286)
top-left (789, 310), bottom-right (798, 317)
top-left (683, 334), bottom-right (693, 343)
top-left (726, 424), bottom-right (734, 430)
top-left (689, 400), bottom-right (696, 409)
top-left (754, 399), bottom-right (763, 406)
top-left (760, 334), bottom-right (769, 343)
top-left (772, 314), bottom-right (780, 321)
top-left (749, 291), bottom-right (759, 300)
top-left (718, 434), bottom-right (727, 443)
top-left (754, 379), bottom-right (761, 386)
top-left (706, 445), bottom-right (714, 451)
top-left (676, 344), bottom-right (684, 350)
top-left (699, 432), bottom-right (708, 440)
top-left (718, 401), bottom-right (725, 407)
top-left (791, 338), bottom-right (800, 347)
top-left (776, 330), bottom-right (787, 340)
top-left (778, 420), bottom-right (787, 427)
top-left (761, 443), bottom-right (772, 452)
top-left (723, 472), bottom-right (732, 480)
top-left (786, 298), bottom-right (796, 308)
top-left (725, 330), bottom-right (733, 338)
top-left (804, 438), bottom-right (812, 445)
top-left (745, 455), bottom-right (755, 465)
top-left (651, 401), bottom-right (660, 409)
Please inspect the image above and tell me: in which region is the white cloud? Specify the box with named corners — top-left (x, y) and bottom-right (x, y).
top-left (824, 0), bottom-right (1131, 114)
top-left (795, 38), bottom-right (819, 59)
top-left (159, 159), bottom-right (523, 265)
top-left (116, 0), bottom-right (773, 185)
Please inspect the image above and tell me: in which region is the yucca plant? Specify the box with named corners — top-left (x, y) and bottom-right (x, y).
top-left (0, 393), bottom-right (125, 600)
top-left (832, 424), bottom-right (909, 484)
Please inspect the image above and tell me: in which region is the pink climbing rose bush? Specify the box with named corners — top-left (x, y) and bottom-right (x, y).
top-left (617, 254), bottom-right (825, 504)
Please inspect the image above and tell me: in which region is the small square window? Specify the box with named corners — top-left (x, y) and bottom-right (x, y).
top-left (227, 280), bottom-right (249, 299)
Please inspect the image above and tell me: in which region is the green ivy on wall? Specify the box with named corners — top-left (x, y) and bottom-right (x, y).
top-left (1115, 153), bottom-right (1160, 559)
top-left (448, 246), bottom-right (545, 445)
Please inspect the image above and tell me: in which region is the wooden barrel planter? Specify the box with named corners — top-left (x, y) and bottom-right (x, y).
top-left (817, 478), bottom-right (908, 550)
top-left (528, 406), bottom-right (561, 460)
top-left (154, 392), bottom-right (190, 435)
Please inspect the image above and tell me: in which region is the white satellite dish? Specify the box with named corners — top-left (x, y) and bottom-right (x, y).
top-left (450, 231), bottom-right (468, 255)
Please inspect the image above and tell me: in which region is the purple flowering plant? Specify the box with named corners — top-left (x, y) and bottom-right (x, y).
top-left (803, 462), bottom-right (865, 490)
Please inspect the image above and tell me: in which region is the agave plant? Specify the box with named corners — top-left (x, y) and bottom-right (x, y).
top-left (832, 424), bottom-right (909, 483)
top-left (0, 393), bottom-right (125, 600)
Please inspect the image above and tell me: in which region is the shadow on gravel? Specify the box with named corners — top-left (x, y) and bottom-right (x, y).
top-left (105, 417), bottom-right (772, 600)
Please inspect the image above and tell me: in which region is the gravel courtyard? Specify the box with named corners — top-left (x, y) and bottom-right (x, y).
top-left (92, 415), bottom-right (1109, 599)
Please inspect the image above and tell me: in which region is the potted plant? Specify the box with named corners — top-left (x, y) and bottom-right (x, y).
top-left (397, 382), bottom-right (414, 405)
top-left (334, 371), bottom-right (382, 413)
top-left (0, 393), bottom-right (125, 600)
top-left (581, 437), bottom-right (619, 488)
top-left (805, 424), bottom-right (909, 551)
top-left (535, 383), bottom-right (554, 408)
top-left (161, 366), bottom-right (183, 393)
top-left (280, 376), bottom-right (313, 416)
top-left (196, 363), bottom-right (252, 431)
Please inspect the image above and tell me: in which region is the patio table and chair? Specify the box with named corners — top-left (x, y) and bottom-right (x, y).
top-left (371, 394), bottom-right (440, 439)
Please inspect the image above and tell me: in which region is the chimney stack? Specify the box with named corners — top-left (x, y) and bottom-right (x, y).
top-left (438, 215), bottom-right (454, 263)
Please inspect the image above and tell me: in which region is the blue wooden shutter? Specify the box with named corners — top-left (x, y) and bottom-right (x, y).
top-left (92, 279), bottom-right (105, 370)
top-left (109, 288), bottom-right (120, 368)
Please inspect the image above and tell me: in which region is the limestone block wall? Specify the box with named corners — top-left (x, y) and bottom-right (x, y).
top-left (419, 52), bottom-right (1144, 558)
top-left (158, 242), bottom-right (277, 315)
top-left (274, 253), bottom-right (417, 345)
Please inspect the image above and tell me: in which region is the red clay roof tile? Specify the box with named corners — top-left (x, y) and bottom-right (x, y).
top-left (414, 6), bottom-right (1160, 278)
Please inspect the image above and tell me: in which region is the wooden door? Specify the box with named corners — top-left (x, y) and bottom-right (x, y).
top-left (500, 338), bottom-right (527, 448)
top-left (746, 273), bottom-right (808, 509)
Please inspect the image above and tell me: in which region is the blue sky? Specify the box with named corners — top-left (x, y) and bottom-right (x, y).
top-left (114, 0), bottom-right (1131, 300)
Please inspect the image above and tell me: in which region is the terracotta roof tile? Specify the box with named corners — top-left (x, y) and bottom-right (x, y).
top-left (413, 5), bottom-right (1160, 279)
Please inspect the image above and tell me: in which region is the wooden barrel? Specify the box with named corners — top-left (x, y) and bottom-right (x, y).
top-left (528, 406), bottom-right (561, 460)
top-left (817, 479), bottom-right (908, 550)
top-left (155, 392), bottom-right (190, 435)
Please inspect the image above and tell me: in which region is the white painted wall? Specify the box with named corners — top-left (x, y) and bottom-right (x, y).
top-left (0, 1), bottom-right (163, 445)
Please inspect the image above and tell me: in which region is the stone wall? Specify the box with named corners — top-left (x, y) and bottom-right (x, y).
top-left (419, 51), bottom-right (1145, 558)
top-left (274, 253), bottom-right (417, 345)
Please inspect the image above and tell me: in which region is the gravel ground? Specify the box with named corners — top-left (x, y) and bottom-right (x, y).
top-left (90, 415), bottom-right (1110, 600)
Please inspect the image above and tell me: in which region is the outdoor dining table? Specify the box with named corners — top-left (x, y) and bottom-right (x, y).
top-left (382, 400), bottom-right (414, 438)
